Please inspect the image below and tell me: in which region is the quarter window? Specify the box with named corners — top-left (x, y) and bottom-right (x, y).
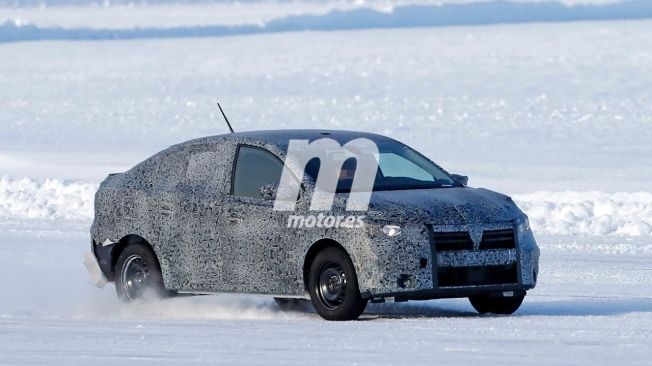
top-left (232, 146), bottom-right (284, 198)
top-left (187, 151), bottom-right (221, 183)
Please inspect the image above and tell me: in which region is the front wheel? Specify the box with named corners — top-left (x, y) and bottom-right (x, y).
top-left (469, 292), bottom-right (525, 314)
top-left (308, 247), bottom-right (367, 321)
top-left (115, 243), bottom-right (167, 302)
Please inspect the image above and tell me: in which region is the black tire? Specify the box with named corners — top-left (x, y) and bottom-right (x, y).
top-left (308, 247), bottom-right (367, 321)
top-left (115, 242), bottom-right (167, 302)
top-left (274, 297), bottom-right (312, 312)
top-left (469, 292), bottom-right (526, 315)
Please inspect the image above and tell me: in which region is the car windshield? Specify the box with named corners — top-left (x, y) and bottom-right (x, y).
top-left (304, 142), bottom-right (457, 192)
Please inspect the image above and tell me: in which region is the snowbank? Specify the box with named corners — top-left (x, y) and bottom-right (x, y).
top-left (0, 176), bottom-right (97, 221)
top-left (514, 191), bottom-right (652, 236)
top-left (0, 176), bottom-right (650, 236)
top-left (2, 0), bottom-right (652, 43)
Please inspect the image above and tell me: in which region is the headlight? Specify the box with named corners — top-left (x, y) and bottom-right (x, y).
top-left (516, 216), bottom-right (530, 234)
top-left (382, 225), bottom-right (402, 237)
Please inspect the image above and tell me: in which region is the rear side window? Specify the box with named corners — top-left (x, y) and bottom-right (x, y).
top-left (232, 146), bottom-right (284, 198)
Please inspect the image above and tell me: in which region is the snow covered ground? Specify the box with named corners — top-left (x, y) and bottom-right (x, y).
top-left (1, 1), bottom-right (651, 364)
top-left (1, 229), bottom-right (650, 365)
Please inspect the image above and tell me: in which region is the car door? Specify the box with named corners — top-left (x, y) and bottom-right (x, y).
top-left (153, 144), bottom-right (230, 292)
top-left (220, 145), bottom-right (300, 294)
top-left (179, 145), bottom-right (230, 291)
top-left (150, 150), bottom-right (188, 289)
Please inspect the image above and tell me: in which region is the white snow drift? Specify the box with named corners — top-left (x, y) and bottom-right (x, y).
top-left (0, 176), bottom-right (97, 221)
top-left (513, 191), bottom-right (652, 236)
top-left (1, 176), bottom-right (650, 236)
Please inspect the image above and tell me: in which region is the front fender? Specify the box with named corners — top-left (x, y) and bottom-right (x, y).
top-left (321, 222), bottom-right (433, 298)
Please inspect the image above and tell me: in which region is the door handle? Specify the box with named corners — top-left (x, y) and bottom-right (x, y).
top-left (227, 211), bottom-right (244, 222)
top-left (160, 206), bottom-right (174, 216)
top-left (184, 203), bottom-right (198, 213)
top-left (227, 214), bottom-right (243, 222)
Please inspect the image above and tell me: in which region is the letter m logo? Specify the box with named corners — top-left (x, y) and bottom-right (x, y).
top-left (273, 138), bottom-right (379, 212)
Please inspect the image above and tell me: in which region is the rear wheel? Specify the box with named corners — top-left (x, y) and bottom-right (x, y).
top-left (308, 247), bottom-right (367, 321)
top-left (469, 292), bottom-right (525, 314)
top-left (115, 243), bottom-right (167, 302)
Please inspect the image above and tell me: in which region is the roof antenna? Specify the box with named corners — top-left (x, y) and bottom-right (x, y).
top-left (217, 102), bottom-right (234, 133)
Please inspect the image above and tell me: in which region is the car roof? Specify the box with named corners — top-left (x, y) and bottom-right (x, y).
top-left (190, 129), bottom-right (399, 148)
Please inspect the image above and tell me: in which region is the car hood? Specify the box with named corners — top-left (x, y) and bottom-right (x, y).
top-left (364, 187), bottom-right (521, 226)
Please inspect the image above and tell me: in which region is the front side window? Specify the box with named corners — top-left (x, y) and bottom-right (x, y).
top-left (377, 152), bottom-right (434, 182)
top-left (374, 146), bottom-right (455, 190)
top-left (232, 146), bottom-right (284, 198)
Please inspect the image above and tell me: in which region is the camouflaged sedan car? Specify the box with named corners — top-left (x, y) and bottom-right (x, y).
top-left (88, 129), bottom-right (539, 320)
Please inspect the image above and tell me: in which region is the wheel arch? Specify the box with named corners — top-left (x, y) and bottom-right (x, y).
top-left (302, 238), bottom-right (353, 292)
top-left (110, 234), bottom-right (158, 280)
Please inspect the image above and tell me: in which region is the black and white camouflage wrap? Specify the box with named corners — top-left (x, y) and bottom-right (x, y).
top-left (91, 130), bottom-right (539, 299)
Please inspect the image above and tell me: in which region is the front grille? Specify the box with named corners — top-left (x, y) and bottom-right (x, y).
top-left (433, 227), bottom-right (519, 287)
top-left (479, 229), bottom-right (516, 250)
top-left (432, 231), bottom-right (473, 251)
top-left (433, 228), bottom-right (516, 251)
top-left (438, 264), bottom-right (518, 287)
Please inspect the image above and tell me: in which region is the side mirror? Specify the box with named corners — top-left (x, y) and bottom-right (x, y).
top-left (259, 184), bottom-right (278, 201)
top-left (451, 174), bottom-right (468, 186)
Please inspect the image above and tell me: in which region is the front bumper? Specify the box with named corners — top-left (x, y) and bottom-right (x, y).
top-left (361, 221), bottom-right (540, 300)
